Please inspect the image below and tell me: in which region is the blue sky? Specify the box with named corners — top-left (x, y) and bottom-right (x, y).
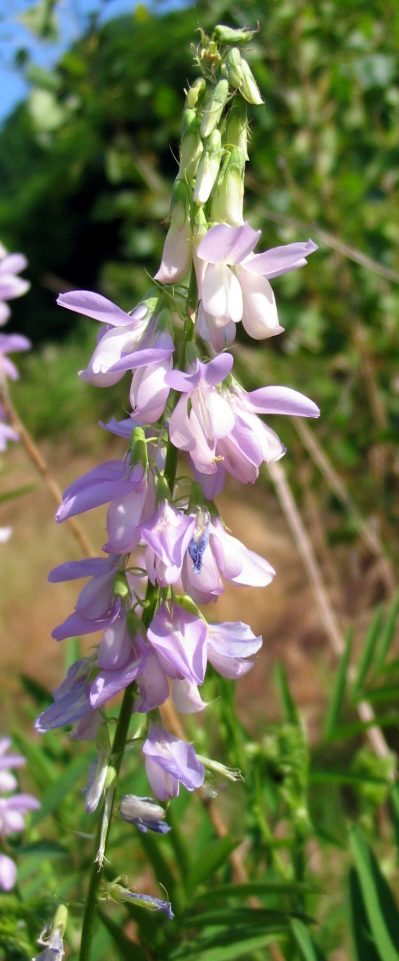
top-left (0, 0), bottom-right (188, 122)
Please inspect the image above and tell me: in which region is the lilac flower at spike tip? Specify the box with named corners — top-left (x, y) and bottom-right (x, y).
top-left (196, 223), bottom-right (317, 340)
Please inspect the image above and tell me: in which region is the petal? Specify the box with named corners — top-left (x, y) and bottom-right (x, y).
top-left (207, 392), bottom-right (235, 438)
top-left (247, 385), bottom-right (320, 418)
top-left (57, 290), bottom-right (145, 326)
top-left (171, 678), bottom-right (207, 713)
top-left (237, 268), bottom-right (281, 340)
top-left (204, 352), bottom-right (234, 387)
top-left (245, 239), bottom-right (318, 279)
top-left (197, 223), bottom-right (260, 265)
top-left (201, 263), bottom-right (230, 317)
top-left (49, 556), bottom-right (115, 582)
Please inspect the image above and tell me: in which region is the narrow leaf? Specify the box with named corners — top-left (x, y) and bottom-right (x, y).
top-left (274, 661), bottom-right (300, 724)
top-left (349, 868), bottom-right (381, 961)
top-left (353, 608), bottom-right (383, 693)
top-left (349, 825), bottom-right (399, 961)
top-left (290, 918), bottom-right (327, 961)
top-left (324, 627), bottom-right (353, 741)
top-left (375, 594), bottom-right (399, 671)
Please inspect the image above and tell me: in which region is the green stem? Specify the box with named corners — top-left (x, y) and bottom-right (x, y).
top-left (79, 269), bottom-right (198, 960)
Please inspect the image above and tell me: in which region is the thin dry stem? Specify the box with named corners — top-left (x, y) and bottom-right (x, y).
top-left (267, 459), bottom-right (393, 767)
top-left (1, 383), bottom-right (94, 559)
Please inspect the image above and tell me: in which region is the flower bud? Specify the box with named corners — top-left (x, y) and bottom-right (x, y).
top-left (128, 425), bottom-right (149, 471)
top-left (210, 146), bottom-right (245, 225)
top-left (154, 179), bottom-right (192, 284)
top-left (186, 77), bottom-right (206, 109)
top-left (223, 47), bottom-right (244, 89)
top-left (200, 79), bottom-right (229, 138)
top-left (239, 59), bottom-right (263, 105)
top-left (225, 98), bottom-right (248, 159)
top-left (179, 108), bottom-right (203, 179)
top-left (214, 24), bottom-right (257, 45)
top-left (193, 130), bottom-right (223, 204)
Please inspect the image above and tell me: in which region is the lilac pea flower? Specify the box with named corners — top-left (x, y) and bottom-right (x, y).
top-left (207, 621), bottom-right (263, 678)
top-left (0, 793), bottom-right (40, 836)
top-left (0, 737), bottom-right (25, 771)
top-left (166, 352), bottom-right (234, 470)
top-left (0, 246), bottom-right (30, 326)
top-left (135, 643), bottom-right (206, 714)
top-left (196, 223), bottom-right (317, 340)
top-left (33, 928), bottom-right (65, 961)
top-left (119, 795), bottom-right (171, 834)
top-left (196, 301), bottom-right (236, 352)
top-left (0, 853), bottom-right (17, 891)
top-left (35, 657), bottom-right (97, 734)
top-left (49, 555), bottom-right (123, 641)
top-left (169, 678), bottom-right (207, 714)
top-left (89, 646), bottom-right (144, 710)
top-left (129, 332), bottom-right (173, 424)
top-left (57, 289), bottom-right (173, 387)
top-left (143, 725), bottom-right (205, 800)
top-left (147, 603), bottom-right (207, 685)
top-left (0, 333), bottom-right (31, 381)
top-left (140, 500), bottom-right (196, 587)
top-left (109, 880), bottom-right (174, 919)
top-left (179, 514), bottom-right (275, 604)
top-left (97, 615), bottom-right (134, 670)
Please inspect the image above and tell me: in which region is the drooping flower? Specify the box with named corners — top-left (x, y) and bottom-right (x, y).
top-left (48, 555), bottom-right (131, 641)
top-left (119, 795), bottom-right (171, 834)
top-left (0, 245), bottom-right (30, 326)
top-left (195, 224), bottom-right (317, 340)
top-left (143, 725), bottom-right (205, 799)
top-left (107, 878), bottom-right (174, 919)
top-left (35, 657), bottom-right (98, 734)
top-left (56, 290), bottom-right (173, 387)
top-left (207, 620), bottom-right (263, 678)
top-left (166, 354), bottom-right (319, 497)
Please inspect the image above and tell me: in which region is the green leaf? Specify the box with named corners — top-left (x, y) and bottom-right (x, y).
top-left (181, 907), bottom-right (293, 928)
top-left (324, 627), bottom-right (353, 741)
top-left (310, 770), bottom-right (389, 787)
top-left (170, 929), bottom-right (287, 961)
top-left (193, 881), bottom-right (312, 903)
top-left (31, 750), bottom-right (89, 824)
top-left (353, 608), bottom-right (383, 694)
top-left (375, 595), bottom-right (399, 671)
top-left (186, 836), bottom-right (238, 892)
top-left (389, 784), bottom-right (399, 863)
top-left (99, 909), bottom-right (147, 960)
top-left (290, 918), bottom-right (327, 961)
top-left (349, 825), bottom-right (399, 961)
top-left (274, 661), bottom-right (300, 724)
top-left (349, 868), bottom-right (381, 961)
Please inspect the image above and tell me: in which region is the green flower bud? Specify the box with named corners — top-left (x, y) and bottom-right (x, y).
top-left (186, 77), bottom-right (206, 109)
top-left (200, 78), bottom-right (229, 138)
top-left (239, 59), bottom-right (263, 105)
top-left (214, 24), bottom-right (258, 46)
top-left (224, 47), bottom-right (244, 89)
top-left (113, 572), bottom-right (131, 602)
top-left (179, 109), bottom-right (203, 179)
top-left (175, 593), bottom-right (204, 619)
top-left (128, 425), bottom-right (149, 471)
top-left (225, 98), bottom-right (248, 159)
top-left (210, 146), bottom-right (245, 225)
top-left (193, 129), bottom-right (223, 204)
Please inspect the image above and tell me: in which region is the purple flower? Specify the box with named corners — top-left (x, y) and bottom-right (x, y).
top-left (0, 737), bottom-right (25, 772)
top-left (207, 621), bottom-right (262, 678)
top-left (195, 224), bottom-right (317, 340)
top-left (35, 657), bottom-right (97, 734)
top-left (57, 290), bottom-right (174, 386)
top-left (178, 513), bottom-right (276, 604)
top-left (109, 879), bottom-right (174, 919)
top-left (33, 927), bottom-right (65, 961)
top-left (140, 500), bottom-right (196, 587)
top-left (143, 725), bottom-right (205, 799)
top-left (166, 354), bottom-right (319, 496)
top-left (49, 555), bottom-right (125, 640)
top-left (119, 795), bottom-right (171, 834)
top-left (0, 333), bottom-right (31, 381)
top-left (147, 602), bottom-right (207, 685)
top-left (0, 246), bottom-right (30, 326)
top-left (0, 853), bottom-right (17, 891)
top-left (128, 332), bottom-right (173, 424)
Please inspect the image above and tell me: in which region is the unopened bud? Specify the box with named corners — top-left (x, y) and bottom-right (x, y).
top-left (225, 99), bottom-right (248, 159)
top-left (179, 108), bottom-right (203, 179)
top-left (129, 425), bottom-right (149, 471)
top-left (224, 47), bottom-right (244, 89)
top-left (210, 146), bottom-right (245, 225)
top-left (186, 77), bottom-right (206, 109)
top-left (200, 79), bottom-right (229, 138)
top-left (239, 59), bottom-right (263, 105)
top-left (214, 24), bottom-right (258, 46)
top-left (154, 180), bottom-right (192, 284)
top-left (193, 129), bottom-right (223, 204)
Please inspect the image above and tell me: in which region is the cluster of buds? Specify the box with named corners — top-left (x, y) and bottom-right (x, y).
top-left (0, 738), bottom-right (39, 891)
top-left (37, 24), bottom-right (319, 922)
